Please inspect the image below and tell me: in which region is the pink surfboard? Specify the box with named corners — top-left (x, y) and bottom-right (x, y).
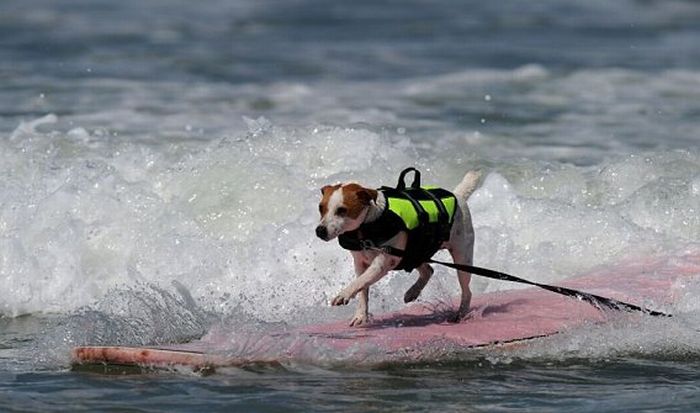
top-left (72, 249), bottom-right (700, 372)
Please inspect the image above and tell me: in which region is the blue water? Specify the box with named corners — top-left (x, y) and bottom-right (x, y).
top-left (1, 0), bottom-right (700, 411)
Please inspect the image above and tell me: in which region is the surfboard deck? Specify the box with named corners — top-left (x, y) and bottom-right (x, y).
top-left (72, 250), bottom-right (699, 372)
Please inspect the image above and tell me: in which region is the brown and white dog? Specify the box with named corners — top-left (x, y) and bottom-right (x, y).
top-left (315, 170), bottom-right (482, 326)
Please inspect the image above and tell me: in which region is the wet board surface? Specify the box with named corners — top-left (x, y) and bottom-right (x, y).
top-left (72, 250), bottom-right (700, 371)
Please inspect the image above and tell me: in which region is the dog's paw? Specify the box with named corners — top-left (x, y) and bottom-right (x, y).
top-left (448, 306), bottom-right (472, 323)
top-left (448, 312), bottom-right (463, 323)
top-left (331, 292), bottom-right (351, 306)
top-left (349, 313), bottom-right (370, 327)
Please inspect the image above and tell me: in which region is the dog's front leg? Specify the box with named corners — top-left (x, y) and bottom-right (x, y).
top-left (349, 252), bottom-right (370, 326)
top-left (331, 253), bottom-right (396, 307)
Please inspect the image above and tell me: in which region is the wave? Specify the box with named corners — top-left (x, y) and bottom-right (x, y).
top-left (1, 115), bottom-right (697, 325)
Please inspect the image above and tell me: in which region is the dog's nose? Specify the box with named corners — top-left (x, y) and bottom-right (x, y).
top-left (315, 225), bottom-right (328, 240)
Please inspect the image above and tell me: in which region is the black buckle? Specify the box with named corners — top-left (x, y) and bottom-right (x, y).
top-left (359, 239), bottom-right (394, 254)
top-left (359, 239), bottom-right (377, 250)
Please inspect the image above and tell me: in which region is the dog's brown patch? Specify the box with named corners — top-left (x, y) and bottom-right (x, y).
top-left (319, 184), bottom-right (341, 216)
top-left (342, 184), bottom-right (377, 219)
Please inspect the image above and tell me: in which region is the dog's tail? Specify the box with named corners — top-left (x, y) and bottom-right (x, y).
top-left (453, 170), bottom-right (483, 202)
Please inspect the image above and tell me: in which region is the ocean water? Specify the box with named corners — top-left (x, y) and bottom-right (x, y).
top-left (1, 0), bottom-right (700, 411)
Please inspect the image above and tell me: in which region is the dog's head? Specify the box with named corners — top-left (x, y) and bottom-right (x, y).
top-left (315, 183), bottom-right (377, 241)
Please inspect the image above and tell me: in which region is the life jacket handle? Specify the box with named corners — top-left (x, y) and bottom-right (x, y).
top-left (396, 167), bottom-right (421, 190)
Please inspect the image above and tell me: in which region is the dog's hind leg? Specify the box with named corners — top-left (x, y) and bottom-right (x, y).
top-left (448, 208), bottom-right (475, 321)
top-left (449, 246), bottom-right (473, 321)
top-left (403, 263), bottom-right (434, 303)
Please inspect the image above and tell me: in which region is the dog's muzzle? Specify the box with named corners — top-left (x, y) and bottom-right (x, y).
top-left (315, 225), bottom-right (329, 240)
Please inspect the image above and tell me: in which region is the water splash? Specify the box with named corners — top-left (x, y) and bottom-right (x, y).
top-left (1, 115), bottom-right (699, 365)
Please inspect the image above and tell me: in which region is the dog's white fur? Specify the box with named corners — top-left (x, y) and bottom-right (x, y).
top-left (316, 171), bottom-right (482, 326)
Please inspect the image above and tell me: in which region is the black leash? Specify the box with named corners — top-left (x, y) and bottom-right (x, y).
top-left (377, 245), bottom-right (671, 317)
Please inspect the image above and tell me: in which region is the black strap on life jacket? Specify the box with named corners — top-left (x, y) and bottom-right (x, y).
top-left (337, 211), bottom-right (403, 253)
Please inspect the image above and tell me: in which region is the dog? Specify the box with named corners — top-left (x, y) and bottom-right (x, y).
top-left (315, 169), bottom-right (482, 326)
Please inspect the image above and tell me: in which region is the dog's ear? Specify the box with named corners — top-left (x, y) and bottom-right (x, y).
top-left (320, 185), bottom-right (332, 194)
top-left (356, 188), bottom-right (377, 205)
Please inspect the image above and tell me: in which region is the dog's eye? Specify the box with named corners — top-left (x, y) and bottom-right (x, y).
top-left (336, 207), bottom-right (347, 216)
top-left (318, 204), bottom-right (323, 213)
